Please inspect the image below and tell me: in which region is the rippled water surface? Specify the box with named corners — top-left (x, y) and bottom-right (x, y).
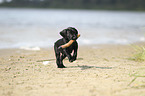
top-left (0, 8), bottom-right (145, 49)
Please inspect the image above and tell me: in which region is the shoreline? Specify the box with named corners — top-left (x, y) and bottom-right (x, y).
top-left (0, 43), bottom-right (145, 96)
top-left (0, 42), bottom-right (144, 56)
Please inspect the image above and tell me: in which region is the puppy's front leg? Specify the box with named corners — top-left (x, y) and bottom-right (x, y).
top-left (56, 54), bottom-right (66, 68)
top-left (58, 47), bottom-right (73, 62)
top-left (60, 54), bottom-right (66, 64)
top-left (72, 51), bottom-right (77, 61)
top-left (63, 50), bottom-right (73, 62)
top-left (72, 46), bottom-right (78, 61)
top-left (56, 53), bottom-right (61, 68)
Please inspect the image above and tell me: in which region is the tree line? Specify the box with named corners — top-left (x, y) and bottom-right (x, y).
top-left (1, 0), bottom-right (145, 11)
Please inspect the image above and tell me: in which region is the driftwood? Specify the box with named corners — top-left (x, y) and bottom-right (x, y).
top-left (61, 34), bottom-right (80, 49)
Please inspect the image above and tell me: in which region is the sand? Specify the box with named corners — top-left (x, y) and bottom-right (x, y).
top-left (0, 44), bottom-right (145, 96)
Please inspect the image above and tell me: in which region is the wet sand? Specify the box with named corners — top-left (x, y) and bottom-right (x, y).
top-left (0, 44), bottom-right (145, 96)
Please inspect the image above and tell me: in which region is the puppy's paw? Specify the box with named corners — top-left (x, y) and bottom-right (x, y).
top-left (69, 59), bottom-right (74, 63)
top-left (58, 65), bottom-right (66, 68)
top-left (72, 57), bottom-right (76, 61)
top-left (69, 58), bottom-right (76, 62)
top-left (69, 57), bottom-right (76, 62)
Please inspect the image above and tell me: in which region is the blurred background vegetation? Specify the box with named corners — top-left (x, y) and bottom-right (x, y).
top-left (0, 0), bottom-right (145, 11)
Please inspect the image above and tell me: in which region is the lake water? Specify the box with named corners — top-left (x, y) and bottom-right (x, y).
top-left (0, 8), bottom-right (145, 49)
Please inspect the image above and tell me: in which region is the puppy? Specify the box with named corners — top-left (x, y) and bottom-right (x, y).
top-left (54, 27), bottom-right (78, 68)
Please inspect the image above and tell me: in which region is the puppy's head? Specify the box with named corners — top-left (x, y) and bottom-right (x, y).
top-left (60, 27), bottom-right (78, 41)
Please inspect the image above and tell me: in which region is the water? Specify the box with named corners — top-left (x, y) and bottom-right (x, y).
top-left (0, 8), bottom-right (145, 49)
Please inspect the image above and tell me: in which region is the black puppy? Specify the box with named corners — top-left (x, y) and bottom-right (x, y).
top-left (54, 27), bottom-right (78, 68)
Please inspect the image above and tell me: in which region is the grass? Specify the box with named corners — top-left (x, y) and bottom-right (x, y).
top-left (128, 70), bottom-right (145, 86)
top-left (129, 45), bottom-right (145, 62)
top-left (128, 44), bottom-right (145, 86)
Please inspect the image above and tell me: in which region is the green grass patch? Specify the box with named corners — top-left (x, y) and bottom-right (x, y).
top-left (128, 67), bottom-right (145, 86)
top-left (129, 45), bottom-right (145, 62)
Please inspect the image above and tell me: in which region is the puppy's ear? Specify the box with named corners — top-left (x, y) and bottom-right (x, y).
top-left (60, 29), bottom-right (67, 38)
top-left (67, 27), bottom-right (78, 34)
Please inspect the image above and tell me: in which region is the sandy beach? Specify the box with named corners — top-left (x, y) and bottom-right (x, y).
top-left (0, 44), bottom-right (145, 96)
